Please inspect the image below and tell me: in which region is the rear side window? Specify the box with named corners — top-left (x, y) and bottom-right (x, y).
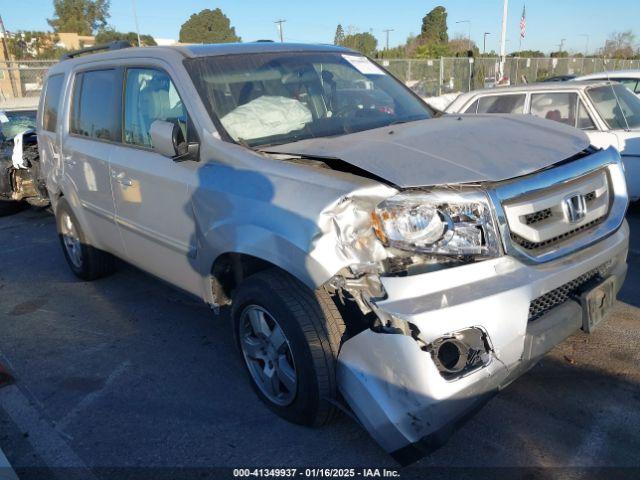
top-left (469, 94), bottom-right (526, 114)
top-left (70, 69), bottom-right (121, 141)
top-left (42, 74), bottom-right (64, 132)
top-left (530, 92), bottom-right (578, 126)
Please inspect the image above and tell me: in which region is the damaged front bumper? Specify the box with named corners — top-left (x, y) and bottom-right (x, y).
top-left (337, 221), bottom-right (628, 464)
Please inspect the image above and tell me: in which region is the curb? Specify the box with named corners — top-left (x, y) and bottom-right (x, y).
top-left (0, 446), bottom-right (18, 480)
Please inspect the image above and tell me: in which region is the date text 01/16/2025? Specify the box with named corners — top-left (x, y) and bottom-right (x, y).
top-left (233, 468), bottom-right (400, 478)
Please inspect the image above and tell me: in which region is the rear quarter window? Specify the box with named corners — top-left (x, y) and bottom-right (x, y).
top-left (42, 74), bottom-right (65, 132)
top-left (70, 69), bottom-right (122, 142)
top-left (477, 94), bottom-right (526, 114)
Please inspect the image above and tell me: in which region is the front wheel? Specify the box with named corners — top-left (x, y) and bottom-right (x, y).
top-left (232, 269), bottom-right (346, 426)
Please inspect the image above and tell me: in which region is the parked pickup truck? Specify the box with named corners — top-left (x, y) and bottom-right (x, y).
top-left (38, 41), bottom-right (629, 464)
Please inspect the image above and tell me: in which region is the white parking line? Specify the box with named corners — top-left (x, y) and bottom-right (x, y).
top-left (0, 446), bottom-right (19, 480)
top-left (0, 385), bottom-right (98, 480)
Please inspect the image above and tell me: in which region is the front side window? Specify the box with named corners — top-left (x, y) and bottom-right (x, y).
top-left (476, 94), bottom-right (526, 114)
top-left (124, 68), bottom-right (187, 148)
top-left (587, 83), bottom-right (640, 130)
top-left (530, 92), bottom-right (578, 126)
top-left (42, 74), bottom-right (64, 132)
top-left (184, 52), bottom-right (432, 147)
top-left (70, 69), bottom-right (121, 141)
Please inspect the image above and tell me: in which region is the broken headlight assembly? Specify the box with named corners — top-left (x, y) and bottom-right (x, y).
top-left (371, 189), bottom-right (501, 259)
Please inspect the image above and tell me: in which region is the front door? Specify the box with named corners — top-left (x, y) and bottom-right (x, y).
top-left (110, 67), bottom-right (202, 296)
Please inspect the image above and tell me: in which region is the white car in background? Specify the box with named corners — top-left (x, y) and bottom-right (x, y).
top-left (446, 81), bottom-right (640, 201)
top-left (573, 70), bottom-right (640, 97)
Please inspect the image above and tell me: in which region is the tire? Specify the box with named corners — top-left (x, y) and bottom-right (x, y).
top-left (55, 197), bottom-right (116, 281)
top-left (0, 199), bottom-right (26, 217)
top-left (231, 268), bottom-right (346, 427)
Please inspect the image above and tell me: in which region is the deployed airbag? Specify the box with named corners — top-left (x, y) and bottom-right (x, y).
top-left (221, 96), bottom-right (312, 142)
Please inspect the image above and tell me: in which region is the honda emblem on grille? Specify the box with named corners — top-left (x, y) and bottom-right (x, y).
top-left (563, 193), bottom-right (588, 223)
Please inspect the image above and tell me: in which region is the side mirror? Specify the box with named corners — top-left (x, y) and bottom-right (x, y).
top-left (149, 120), bottom-right (198, 161)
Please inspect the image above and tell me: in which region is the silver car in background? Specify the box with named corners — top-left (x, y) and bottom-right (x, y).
top-left (446, 81), bottom-right (640, 201)
top-left (38, 42), bottom-right (629, 464)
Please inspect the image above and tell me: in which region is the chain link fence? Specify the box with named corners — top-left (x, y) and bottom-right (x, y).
top-left (2, 57), bottom-right (640, 107)
top-left (0, 60), bottom-right (57, 105)
top-left (378, 57), bottom-right (640, 98)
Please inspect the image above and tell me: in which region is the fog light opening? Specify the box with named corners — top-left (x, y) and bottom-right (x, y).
top-left (436, 339), bottom-right (468, 373)
top-left (427, 327), bottom-right (492, 380)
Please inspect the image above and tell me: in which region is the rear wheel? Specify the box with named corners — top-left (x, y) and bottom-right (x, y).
top-left (55, 197), bottom-right (116, 280)
top-left (232, 269), bottom-right (346, 426)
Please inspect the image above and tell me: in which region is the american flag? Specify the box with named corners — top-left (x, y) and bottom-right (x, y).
top-left (520, 6), bottom-right (527, 38)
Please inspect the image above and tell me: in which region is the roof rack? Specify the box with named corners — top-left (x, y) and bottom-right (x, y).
top-left (61, 40), bottom-right (132, 60)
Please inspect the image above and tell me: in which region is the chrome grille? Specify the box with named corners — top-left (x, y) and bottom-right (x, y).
top-left (512, 216), bottom-right (606, 251)
top-left (525, 208), bottom-right (552, 225)
top-left (528, 262), bottom-right (611, 321)
top-left (501, 170), bottom-right (611, 258)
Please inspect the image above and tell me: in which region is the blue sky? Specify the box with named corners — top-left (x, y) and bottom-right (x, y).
top-left (4, 0), bottom-right (640, 54)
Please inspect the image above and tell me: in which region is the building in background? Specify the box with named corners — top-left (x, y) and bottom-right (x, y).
top-left (0, 32), bottom-right (24, 100)
top-left (56, 33), bottom-right (95, 50)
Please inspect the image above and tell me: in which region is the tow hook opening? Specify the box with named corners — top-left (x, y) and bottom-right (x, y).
top-left (426, 327), bottom-right (492, 380)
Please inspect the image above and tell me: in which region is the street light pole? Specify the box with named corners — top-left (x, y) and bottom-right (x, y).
top-left (456, 20), bottom-right (472, 51)
top-left (131, 0), bottom-right (141, 47)
top-left (483, 32), bottom-right (490, 54)
top-left (499, 0), bottom-right (509, 79)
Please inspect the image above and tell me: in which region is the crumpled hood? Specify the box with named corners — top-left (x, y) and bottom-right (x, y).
top-left (266, 114), bottom-right (590, 187)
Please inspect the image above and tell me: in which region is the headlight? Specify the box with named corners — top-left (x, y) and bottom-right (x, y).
top-left (372, 189), bottom-right (501, 258)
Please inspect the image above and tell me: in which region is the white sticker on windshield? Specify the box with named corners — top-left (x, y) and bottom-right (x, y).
top-left (0, 113), bottom-right (8, 123)
top-left (342, 55), bottom-right (385, 75)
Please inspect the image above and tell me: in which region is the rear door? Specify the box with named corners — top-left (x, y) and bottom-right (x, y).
top-left (62, 68), bottom-right (125, 255)
top-left (109, 65), bottom-right (202, 296)
top-left (38, 73), bottom-right (65, 188)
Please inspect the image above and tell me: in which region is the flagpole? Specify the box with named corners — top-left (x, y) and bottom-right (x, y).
top-left (499, 0), bottom-right (509, 81)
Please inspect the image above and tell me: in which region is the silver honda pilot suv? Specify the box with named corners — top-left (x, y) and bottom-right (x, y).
top-left (38, 41), bottom-right (629, 463)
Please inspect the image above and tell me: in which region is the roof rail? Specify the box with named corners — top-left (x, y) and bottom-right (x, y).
top-left (61, 40), bottom-right (132, 60)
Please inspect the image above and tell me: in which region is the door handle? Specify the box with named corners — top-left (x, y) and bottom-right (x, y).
top-left (112, 171), bottom-right (133, 187)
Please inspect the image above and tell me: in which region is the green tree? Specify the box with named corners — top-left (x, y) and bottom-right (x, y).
top-left (179, 8), bottom-right (241, 44)
top-left (8, 32), bottom-right (70, 59)
top-left (550, 50), bottom-right (569, 58)
top-left (47, 0), bottom-right (110, 36)
top-left (508, 49), bottom-right (545, 57)
top-left (600, 30), bottom-right (636, 59)
top-left (95, 27), bottom-right (157, 46)
top-left (334, 24), bottom-right (345, 45)
top-left (448, 35), bottom-right (479, 57)
top-left (415, 42), bottom-right (451, 59)
top-left (342, 32), bottom-right (378, 57)
top-left (420, 6), bottom-right (448, 44)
